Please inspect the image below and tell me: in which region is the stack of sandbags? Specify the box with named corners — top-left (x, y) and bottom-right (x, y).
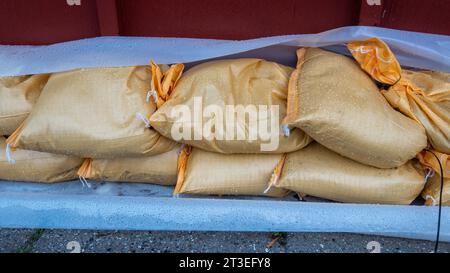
top-left (3, 66), bottom-right (179, 185)
top-left (274, 46), bottom-right (430, 204)
top-left (1, 40), bottom-right (445, 206)
top-left (149, 59), bottom-right (311, 196)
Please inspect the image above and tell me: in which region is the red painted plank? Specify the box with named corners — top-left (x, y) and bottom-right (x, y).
top-left (0, 0), bottom-right (448, 45)
top-left (0, 0), bottom-right (100, 45)
top-left (96, 0), bottom-right (120, 36)
top-left (117, 0), bottom-right (361, 40)
top-left (379, 0), bottom-right (450, 36)
top-left (358, 0), bottom-right (385, 26)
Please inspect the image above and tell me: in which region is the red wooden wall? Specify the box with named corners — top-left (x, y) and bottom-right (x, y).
top-left (0, 0), bottom-right (448, 45)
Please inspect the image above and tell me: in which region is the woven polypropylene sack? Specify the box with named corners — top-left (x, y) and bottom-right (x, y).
top-left (418, 150), bottom-right (449, 206)
top-left (382, 70), bottom-right (450, 154)
top-left (150, 59), bottom-right (311, 154)
top-left (174, 146), bottom-right (288, 197)
top-left (283, 48), bottom-right (427, 168)
top-left (348, 38), bottom-right (450, 154)
top-left (422, 175), bottom-right (450, 206)
top-left (78, 145), bottom-right (181, 186)
top-left (0, 137), bottom-right (82, 183)
top-left (6, 67), bottom-right (176, 158)
top-left (0, 74), bottom-right (49, 135)
top-left (274, 142), bottom-right (426, 205)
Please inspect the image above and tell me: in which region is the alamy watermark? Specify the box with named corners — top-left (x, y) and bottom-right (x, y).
top-left (66, 241), bottom-right (82, 253)
top-left (366, 0), bottom-right (381, 6)
top-left (168, 97), bottom-right (282, 152)
top-left (366, 241), bottom-right (381, 253)
top-left (66, 0), bottom-right (81, 6)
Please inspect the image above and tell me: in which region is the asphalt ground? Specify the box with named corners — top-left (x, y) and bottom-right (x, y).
top-left (1, 229), bottom-right (449, 253)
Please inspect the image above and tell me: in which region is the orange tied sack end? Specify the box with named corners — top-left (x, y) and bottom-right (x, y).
top-left (265, 154), bottom-right (287, 194)
top-left (161, 63), bottom-right (184, 99)
top-left (150, 61), bottom-right (165, 108)
top-left (150, 61), bottom-right (184, 109)
top-left (283, 48), bottom-right (305, 126)
top-left (174, 145), bottom-right (192, 195)
top-left (77, 158), bottom-right (93, 178)
top-left (347, 37), bottom-right (402, 85)
top-left (5, 122), bottom-right (25, 148)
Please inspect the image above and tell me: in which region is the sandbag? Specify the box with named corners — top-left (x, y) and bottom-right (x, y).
top-left (6, 66), bottom-right (176, 158)
top-left (77, 145), bottom-right (181, 185)
top-left (283, 47), bottom-right (427, 168)
top-left (0, 137), bottom-right (82, 183)
top-left (422, 175), bottom-right (450, 206)
top-left (174, 146), bottom-right (288, 197)
top-left (0, 74), bottom-right (49, 135)
top-left (150, 59), bottom-right (311, 154)
top-left (383, 70), bottom-right (450, 154)
top-left (271, 142), bottom-right (426, 205)
top-left (348, 38), bottom-right (450, 154)
top-left (418, 150), bottom-right (450, 206)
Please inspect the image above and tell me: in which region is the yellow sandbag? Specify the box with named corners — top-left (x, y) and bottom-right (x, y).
top-left (283, 47), bottom-right (427, 168)
top-left (77, 145), bottom-right (181, 185)
top-left (382, 70), bottom-right (450, 154)
top-left (0, 74), bottom-right (50, 135)
top-left (174, 146), bottom-right (288, 197)
top-left (150, 59), bottom-right (311, 154)
top-left (348, 38), bottom-right (450, 154)
top-left (6, 67), bottom-right (176, 158)
top-left (271, 142), bottom-right (426, 205)
top-left (417, 150), bottom-right (449, 179)
top-left (0, 137), bottom-right (82, 183)
top-left (418, 150), bottom-right (450, 206)
top-left (422, 175), bottom-right (450, 206)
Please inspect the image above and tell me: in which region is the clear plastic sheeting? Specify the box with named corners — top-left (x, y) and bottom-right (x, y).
top-left (0, 26), bottom-right (449, 77)
top-left (0, 180), bottom-right (448, 242)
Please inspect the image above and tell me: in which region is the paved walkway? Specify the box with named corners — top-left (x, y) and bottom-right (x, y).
top-left (1, 229), bottom-right (449, 253)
